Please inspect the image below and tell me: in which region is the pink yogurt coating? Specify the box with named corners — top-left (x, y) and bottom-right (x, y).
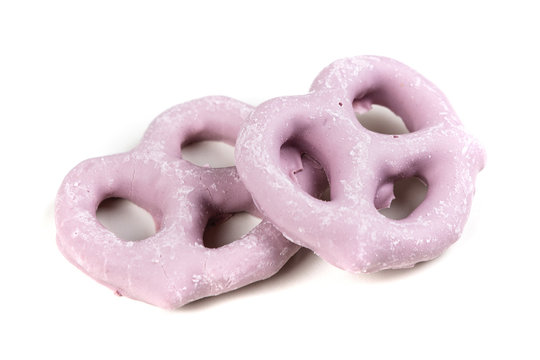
top-left (55, 96), bottom-right (327, 308)
top-left (235, 56), bottom-right (486, 273)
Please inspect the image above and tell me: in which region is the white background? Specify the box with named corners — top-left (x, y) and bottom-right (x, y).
top-left (1, 1), bottom-right (538, 359)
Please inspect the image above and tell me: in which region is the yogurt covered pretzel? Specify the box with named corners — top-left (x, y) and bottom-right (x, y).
top-left (55, 96), bottom-right (327, 308)
top-left (236, 56), bottom-right (486, 273)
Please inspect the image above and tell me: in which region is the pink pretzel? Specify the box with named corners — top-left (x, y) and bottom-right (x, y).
top-left (55, 96), bottom-right (326, 308)
top-left (236, 56), bottom-right (486, 273)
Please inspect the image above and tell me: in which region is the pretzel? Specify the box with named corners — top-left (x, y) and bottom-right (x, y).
top-left (55, 96), bottom-right (327, 308)
top-left (235, 56), bottom-right (486, 273)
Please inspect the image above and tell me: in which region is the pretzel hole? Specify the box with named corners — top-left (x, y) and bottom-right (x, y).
top-left (181, 140), bottom-right (235, 168)
top-left (355, 104), bottom-right (409, 135)
top-left (280, 141), bottom-right (331, 201)
top-left (97, 198), bottom-right (156, 241)
top-left (378, 177), bottom-right (428, 220)
top-left (203, 212), bottom-right (262, 249)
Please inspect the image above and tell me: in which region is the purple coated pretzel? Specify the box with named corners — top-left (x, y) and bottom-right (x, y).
top-left (236, 56), bottom-right (486, 273)
top-left (55, 96), bottom-right (327, 308)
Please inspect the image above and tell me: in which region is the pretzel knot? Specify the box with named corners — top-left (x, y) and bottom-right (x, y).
top-left (236, 56), bottom-right (486, 273)
top-left (55, 96), bottom-right (326, 308)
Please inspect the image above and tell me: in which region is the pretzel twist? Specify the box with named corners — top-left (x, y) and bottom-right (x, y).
top-left (56, 96), bottom-right (325, 308)
top-left (236, 56), bottom-right (485, 273)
